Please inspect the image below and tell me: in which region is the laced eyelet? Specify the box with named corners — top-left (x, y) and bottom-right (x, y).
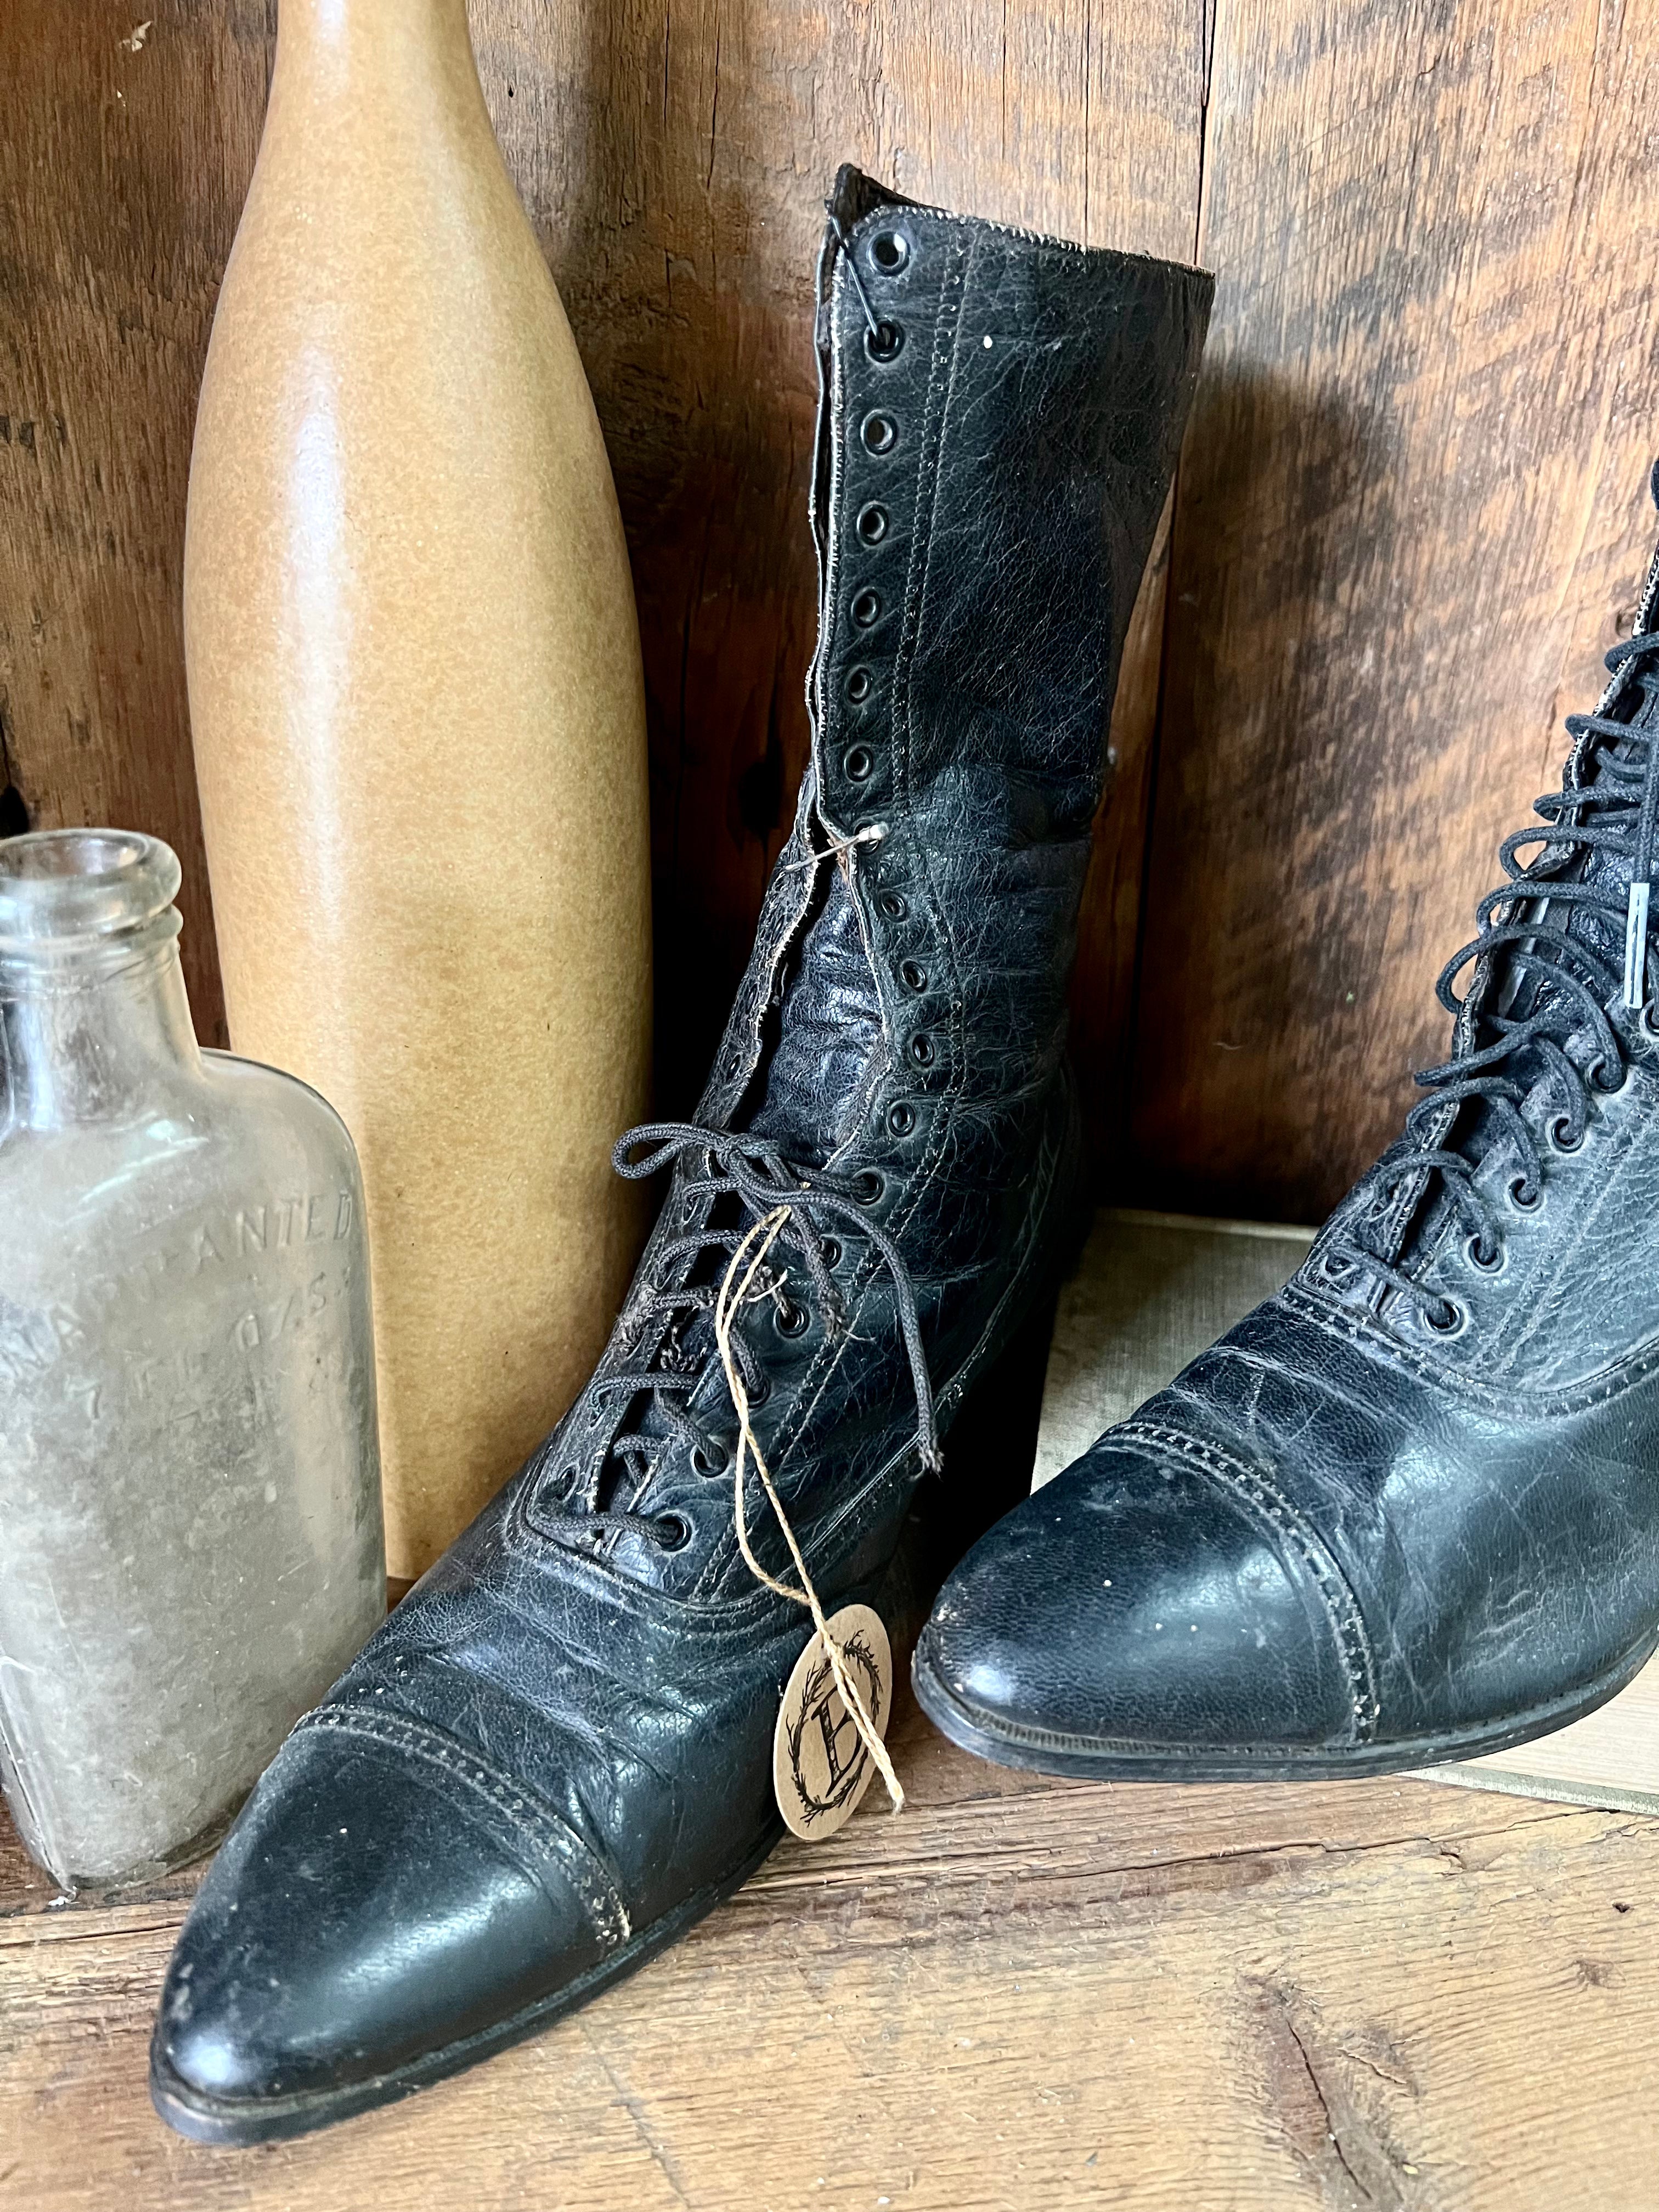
top-left (1464, 1234), bottom-right (1504, 1274)
top-left (870, 229), bottom-right (910, 274)
top-left (866, 318), bottom-right (905, 361)
top-left (690, 1441), bottom-right (729, 1477)
top-left (844, 744), bottom-right (876, 783)
top-left (887, 1101), bottom-right (916, 1137)
top-left (860, 411), bottom-right (899, 456)
top-left (746, 1372), bottom-right (772, 1407)
top-left (654, 1513), bottom-right (692, 1552)
top-left (856, 502), bottom-right (889, 544)
top-left (1507, 1174), bottom-right (1543, 1213)
top-left (851, 586), bottom-right (882, 628)
top-left (900, 959), bottom-right (928, 992)
top-left (908, 1031), bottom-right (935, 1066)
top-left (847, 667), bottom-right (874, 703)
top-left (1643, 1000), bottom-right (1659, 1046)
top-left (1547, 1114), bottom-right (1584, 1155)
top-left (1591, 1053), bottom-right (1632, 1097)
top-left (1424, 1298), bottom-right (1465, 1335)
top-left (878, 890), bottom-right (908, 919)
top-left (820, 1236), bottom-right (843, 1269)
top-left (774, 1296), bottom-right (809, 1339)
top-left (853, 1169), bottom-right (885, 1206)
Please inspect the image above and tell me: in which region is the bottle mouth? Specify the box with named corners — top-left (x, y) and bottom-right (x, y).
top-left (0, 830), bottom-right (182, 962)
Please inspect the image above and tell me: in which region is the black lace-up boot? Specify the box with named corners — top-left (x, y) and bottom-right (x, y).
top-left (149, 167), bottom-right (1210, 2141)
top-left (916, 469), bottom-right (1659, 1781)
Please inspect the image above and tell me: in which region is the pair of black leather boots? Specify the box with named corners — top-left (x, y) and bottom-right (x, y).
top-left (153, 166), bottom-right (1659, 2143)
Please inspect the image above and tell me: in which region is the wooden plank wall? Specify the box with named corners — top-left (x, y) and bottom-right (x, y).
top-left (3, 1), bottom-right (1656, 1219)
top-left (1133, 0), bottom-right (1659, 1220)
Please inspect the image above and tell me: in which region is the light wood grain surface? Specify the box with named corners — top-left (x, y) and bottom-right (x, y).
top-left (7, 1686), bottom-right (1659, 2212)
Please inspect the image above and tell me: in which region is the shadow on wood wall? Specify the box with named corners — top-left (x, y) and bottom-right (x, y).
top-left (3, 0), bottom-right (1657, 1222)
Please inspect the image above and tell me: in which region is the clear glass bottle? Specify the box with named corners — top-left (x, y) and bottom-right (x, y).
top-left (0, 830), bottom-right (385, 1887)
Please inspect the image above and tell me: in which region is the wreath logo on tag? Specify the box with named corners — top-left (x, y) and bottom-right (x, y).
top-left (772, 1604), bottom-right (893, 1841)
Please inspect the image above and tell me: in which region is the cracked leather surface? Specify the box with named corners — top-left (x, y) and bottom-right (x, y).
top-left (919, 509), bottom-right (1659, 1774)
top-left (150, 165), bottom-right (1211, 2127)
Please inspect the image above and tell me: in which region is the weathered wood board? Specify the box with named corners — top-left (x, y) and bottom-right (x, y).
top-left (0, 1), bottom-right (274, 1043)
top-left (1131, 0), bottom-right (1659, 1218)
top-left (5, 1690), bottom-right (1659, 2210)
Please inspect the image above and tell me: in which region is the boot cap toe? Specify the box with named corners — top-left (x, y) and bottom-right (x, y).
top-left (916, 1432), bottom-right (1361, 1765)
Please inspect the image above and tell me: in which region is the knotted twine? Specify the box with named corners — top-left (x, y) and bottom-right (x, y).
top-left (713, 1205), bottom-right (906, 1815)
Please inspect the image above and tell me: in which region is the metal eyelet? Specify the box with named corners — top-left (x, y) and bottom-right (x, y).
top-left (847, 667), bottom-right (874, 702)
top-left (866, 319), bottom-right (905, 361)
top-left (550, 1463), bottom-right (579, 1499)
top-left (1643, 1000), bottom-right (1659, 1046)
top-left (860, 411), bottom-right (898, 456)
top-left (746, 1371), bottom-right (772, 1407)
top-left (1464, 1234), bottom-right (1504, 1274)
top-left (900, 959), bottom-right (928, 992)
top-left (1592, 1054), bottom-right (1632, 1098)
top-left (851, 586), bottom-right (882, 628)
top-left (853, 1169), bottom-right (885, 1206)
top-left (856, 502), bottom-right (889, 544)
top-left (654, 1513), bottom-right (692, 1552)
top-left (844, 745), bottom-right (876, 783)
top-left (1507, 1173), bottom-right (1542, 1213)
top-left (887, 1101), bottom-right (916, 1137)
top-left (870, 229), bottom-right (910, 274)
top-left (908, 1031), bottom-right (935, 1066)
top-left (1547, 1114), bottom-right (1584, 1155)
top-left (878, 890), bottom-right (908, 919)
top-left (690, 1441), bottom-right (729, 1478)
top-left (820, 1237), bottom-right (843, 1269)
top-left (774, 1297), bottom-right (810, 1339)
top-left (1424, 1298), bottom-right (1465, 1336)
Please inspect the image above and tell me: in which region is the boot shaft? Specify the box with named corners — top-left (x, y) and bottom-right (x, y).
top-left (704, 169), bottom-right (1212, 1147)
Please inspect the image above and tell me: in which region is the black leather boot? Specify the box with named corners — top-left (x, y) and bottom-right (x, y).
top-left (916, 471), bottom-right (1659, 1782)
top-left (149, 166), bottom-right (1210, 2142)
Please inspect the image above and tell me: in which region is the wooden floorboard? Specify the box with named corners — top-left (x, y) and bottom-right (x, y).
top-left (4, 1685), bottom-right (1657, 2211)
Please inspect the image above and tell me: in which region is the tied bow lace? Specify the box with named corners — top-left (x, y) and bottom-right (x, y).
top-left (1325, 621), bottom-right (1659, 1324)
top-left (540, 1121), bottom-right (943, 1813)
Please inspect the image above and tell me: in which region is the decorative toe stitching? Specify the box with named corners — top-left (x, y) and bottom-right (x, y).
top-left (291, 1703), bottom-right (631, 1950)
top-left (1113, 1419), bottom-right (1381, 1745)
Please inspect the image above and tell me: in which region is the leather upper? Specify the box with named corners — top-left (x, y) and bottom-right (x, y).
top-left (154, 166), bottom-right (1212, 2118)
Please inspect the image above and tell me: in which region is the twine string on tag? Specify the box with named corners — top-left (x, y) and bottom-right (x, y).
top-left (714, 1206), bottom-right (906, 1815)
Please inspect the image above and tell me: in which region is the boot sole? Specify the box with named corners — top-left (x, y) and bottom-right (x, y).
top-left (148, 1820), bottom-right (785, 2146)
top-left (911, 1622), bottom-right (1659, 1782)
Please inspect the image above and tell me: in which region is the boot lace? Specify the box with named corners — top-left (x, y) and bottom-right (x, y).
top-left (1325, 626), bottom-right (1659, 1326)
top-left (537, 1121), bottom-right (941, 1551)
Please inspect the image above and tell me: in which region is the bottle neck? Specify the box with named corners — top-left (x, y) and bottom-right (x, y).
top-left (274, 0), bottom-right (479, 103)
top-left (1, 927), bottom-right (203, 1133)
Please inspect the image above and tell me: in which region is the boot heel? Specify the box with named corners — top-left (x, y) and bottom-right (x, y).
top-left (891, 1275), bottom-right (1064, 1638)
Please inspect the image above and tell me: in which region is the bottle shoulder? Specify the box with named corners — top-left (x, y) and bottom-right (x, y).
top-left (0, 1054), bottom-right (364, 1262)
top-left (200, 1049), bottom-right (363, 1168)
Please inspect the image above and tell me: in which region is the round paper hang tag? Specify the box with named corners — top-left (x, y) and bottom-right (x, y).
top-left (772, 1604), bottom-right (894, 1842)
